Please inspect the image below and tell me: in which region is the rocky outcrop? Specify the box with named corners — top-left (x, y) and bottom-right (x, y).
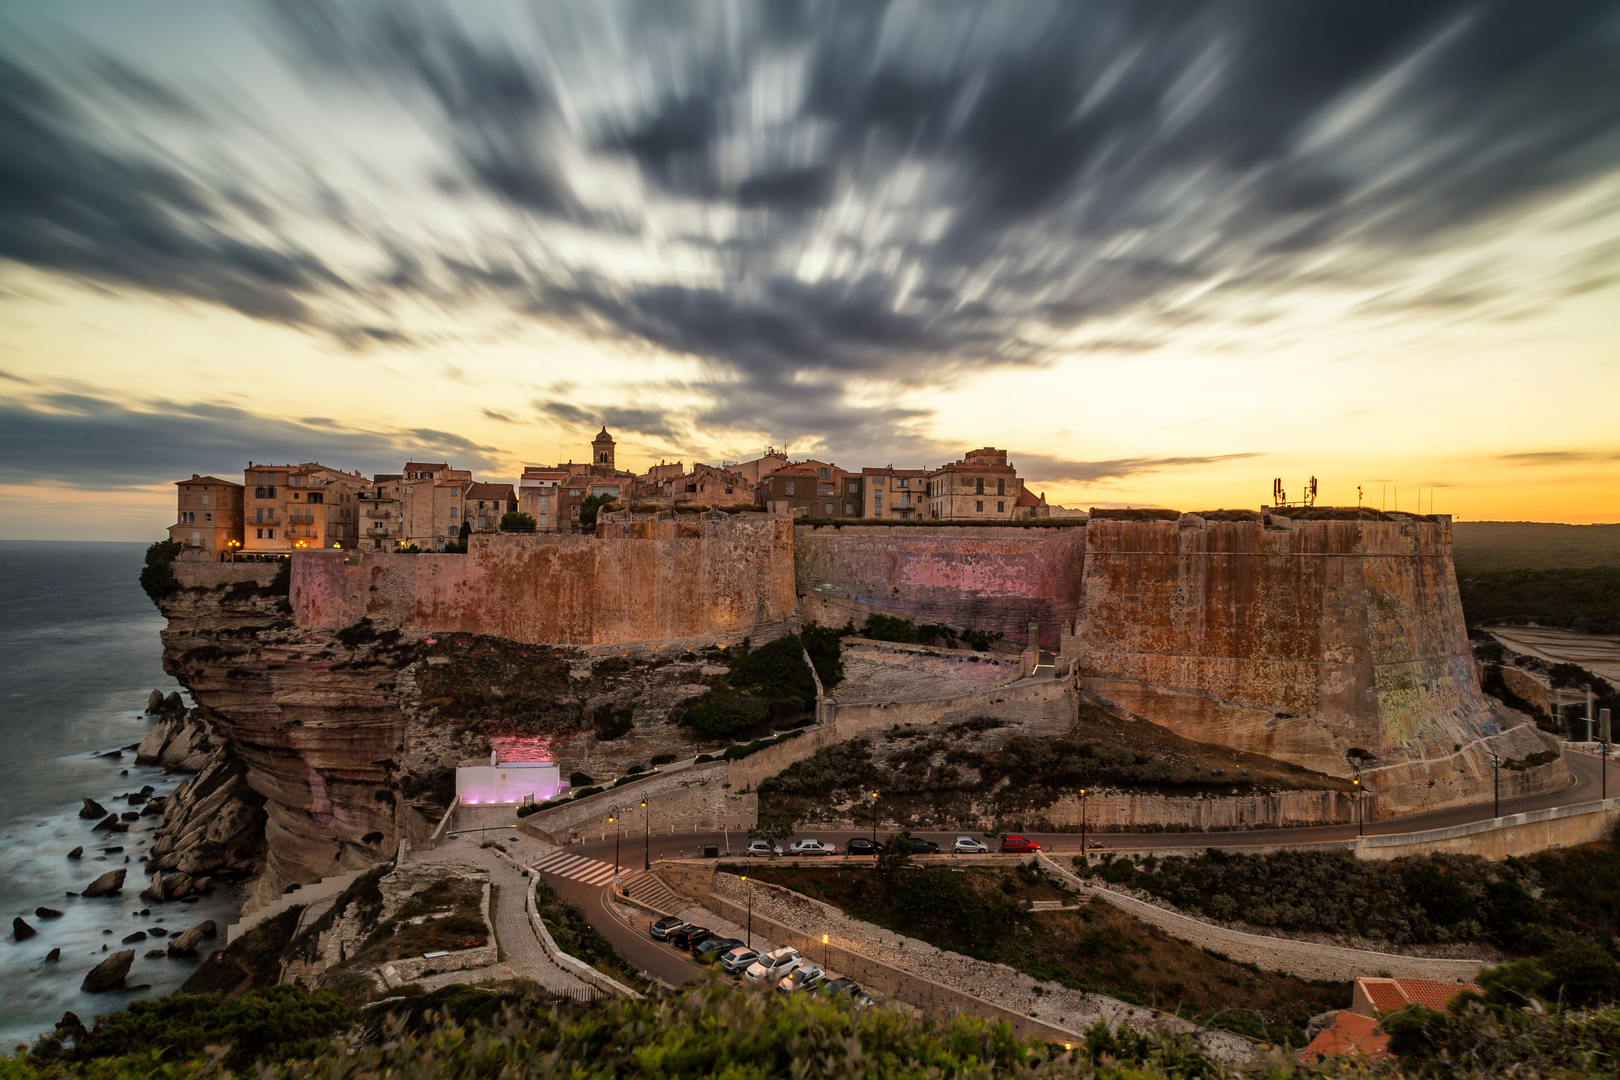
top-left (13, 918), bottom-right (36, 941)
top-left (136, 709), bottom-right (220, 772)
top-left (167, 920), bottom-right (218, 957)
top-left (81, 950), bottom-right (133, 992)
top-left (80, 869), bottom-right (125, 898)
top-left (147, 754), bottom-right (266, 881)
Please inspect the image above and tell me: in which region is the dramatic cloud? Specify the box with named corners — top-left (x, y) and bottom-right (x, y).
top-left (1015, 453), bottom-right (1266, 486)
top-left (0, 394), bottom-right (504, 488)
top-left (1502, 450), bottom-right (1620, 466)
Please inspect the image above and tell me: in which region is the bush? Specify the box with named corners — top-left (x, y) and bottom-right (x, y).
top-left (500, 510), bottom-right (536, 531)
top-left (650, 753), bottom-right (677, 766)
top-left (138, 539), bottom-right (183, 603)
top-left (570, 785), bottom-right (603, 799)
top-left (578, 494), bottom-right (618, 529)
top-left (568, 771), bottom-right (594, 787)
top-left (685, 689), bottom-right (771, 736)
top-left (592, 705), bottom-right (634, 740)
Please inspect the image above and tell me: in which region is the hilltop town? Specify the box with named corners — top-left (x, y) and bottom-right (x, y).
top-left (168, 428), bottom-right (1063, 560)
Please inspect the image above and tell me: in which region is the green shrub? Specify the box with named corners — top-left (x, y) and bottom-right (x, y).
top-left (592, 705), bottom-right (634, 740)
top-left (684, 688), bottom-right (771, 736)
top-left (650, 753), bottom-right (677, 766)
top-left (499, 510), bottom-right (536, 531)
top-left (138, 539), bottom-right (183, 603)
top-left (570, 785), bottom-right (603, 799)
top-left (568, 771), bottom-right (594, 787)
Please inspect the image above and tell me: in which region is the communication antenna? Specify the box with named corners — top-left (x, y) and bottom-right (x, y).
top-left (1307, 476), bottom-right (1318, 507)
top-left (1272, 478), bottom-right (1285, 506)
top-left (1357, 485), bottom-right (1363, 508)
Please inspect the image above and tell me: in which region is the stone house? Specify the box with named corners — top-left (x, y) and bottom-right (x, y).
top-left (758, 461), bottom-right (862, 518)
top-left (242, 463), bottom-right (369, 555)
top-left (925, 448), bottom-right (1025, 520)
top-left (169, 475), bottom-right (244, 559)
top-left (860, 466), bottom-right (927, 520)
top-left (359, 473), bottom-right (403, 551)
top-left (465, 482), bottom-right (518, 531)
top-left (400, 461), bottom-right (473, 550)
top-left (517, 466), bottom-right (569, 531)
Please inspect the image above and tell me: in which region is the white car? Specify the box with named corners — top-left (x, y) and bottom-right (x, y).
top-left (744, 946), bottom-right (801, 983)
top-left (788, 839), bottom-right (835, 856)
top-left (719, 946), bottom-right (759, 975)
top-left (745, 840), bottom-right (782, 857)
top-left (778, 963), bottom-right (826, 992)
top-left (952, 837), bottom-right (989, 854)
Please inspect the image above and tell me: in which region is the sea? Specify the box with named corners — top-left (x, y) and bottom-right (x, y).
top-left (0, 541), bottom-right (241, 1049)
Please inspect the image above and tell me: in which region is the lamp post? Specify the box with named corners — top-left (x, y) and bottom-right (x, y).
top-left (642, 796), bottom-right (650, 871)
top-left (871, 791), bottom-right (880, 849)
top-left (741, 875), bottom-right (753, 948)
top-left (822, 933), bottom-right (828, 969)
top-left (1603, 741), bottom-right (1609, 801)
top-left (608, 807), bottom-right (621, 884)
top-left (1491, 754), bottom-right (1501, 819)
top-left (1352, 771), bottom-right (1363, 837)
top-left (1079, 788), bottom-right (1088, 859)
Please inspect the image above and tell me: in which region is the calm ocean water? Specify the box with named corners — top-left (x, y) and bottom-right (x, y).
top-left (0, 541), bottom-right (240, 1048)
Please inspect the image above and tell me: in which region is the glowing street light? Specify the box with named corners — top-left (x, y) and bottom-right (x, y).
top-left (741, 874), bottom-right (752, 947)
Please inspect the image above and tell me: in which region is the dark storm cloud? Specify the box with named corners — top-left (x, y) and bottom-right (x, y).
top-left (0, 56), bottom-right (348, 326)
top-left (1015, 452), bottom-right (1265, 486)
top-left (0, 395), bottom-right (504, 488)
top-left (536, 401), bottom-right (682, 442)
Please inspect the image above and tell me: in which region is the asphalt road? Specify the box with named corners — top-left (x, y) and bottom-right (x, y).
top-left (544, 749), bottom-right (1620, 986)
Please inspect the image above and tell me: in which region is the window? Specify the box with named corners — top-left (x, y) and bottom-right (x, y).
top-left (817, 467), bottom-right (830, 480)
top-left (539, 514), bottom-right (548, 525)
top-left (204, 513), bottom-right (211, 522)
top-left (976, 478), bottom-right (984, 495)
top-left (201, 493), bottom-right (210, 506)
top-left (450, 506), bottom-right (457, 518)
top-left (785, 481), bottom-right (795, 496)
top-left (450, 487), bottom-right (459, 498)
top-left (292, 492), bottom-right (300, 500)
top-left (874, 506), bottom-right (883, 517)
top-left (873, 476), bottom-right (884, 486)
top-left (997, 478), bottom-right (1006, 496)
top-left (825, 503), bottom-right (835, 515)
top-left (844, 503), bottom-right (854, 515)
top-left (256, 508), bottom-right (263, 523)
top-left (267, 529), bottom-right (276, 539)
top-left (976, 501), bottom-right (984, 512)
top-left (725, 486), bottom-right (733, 494)
top-left (256, 528), bottom-right (263, 539)
top-left (997, 501), bottom-right (1005, 512)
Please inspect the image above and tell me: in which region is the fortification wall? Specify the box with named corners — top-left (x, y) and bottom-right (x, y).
top-left (793, 525), bottom-right (1086, 650)
top-left (1079, 512), bottom-right (1494, 776)
top-left (291, 516), bottom-right (796, 646)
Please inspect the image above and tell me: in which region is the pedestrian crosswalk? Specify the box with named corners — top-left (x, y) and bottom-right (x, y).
top-left (531, 850), bottom-right (624, 887)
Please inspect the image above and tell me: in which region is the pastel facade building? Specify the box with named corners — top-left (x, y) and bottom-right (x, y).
top-left (359, 473), bottom-right (403, 551)
top-left (170, 475), bottom-right (245, 559)
top-left (860, 467), bottom-right (927, 519)
top-left (925, 448), bottom-right (1025, 520)
top-left (242, 463), bottom-right (369, 555)
top-left (758, 461), bottom-right (861, 518)
top-left (400, 461), bottom-right (472, 550)
top-left (518, 466), bottom-right (569, 531)
top-left (465, 482), bottom-right (517, 531)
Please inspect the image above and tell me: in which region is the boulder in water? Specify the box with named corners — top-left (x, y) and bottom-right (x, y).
top-left (120, 811), bottom-right (140, 822)
top-left (44, 947), bottom-right (60, 962)
top-left (13, 917), bottom-right (36, 941)
top-left (35, 907), bottom-right (62, 919)
top-left (81, 950), bottom-right (134, 992)
top-left (165, 920), bottom-right (218, 957)
top-left (80, 869), bottom-right (126, 898)
top-left (145, 690), bottom-right (165, 713)
top-left (139, 873), bottom-right (166, 904)
top-left (145, 949), bottom-right (166, 959)
top-left (79, 798), bottom-right (107, 820)
top-left (121, 931), bottom-right (147, 944)
top-left (91, 814), bottom-right (120, 832)
top-left (67, 847), bottom-right (83, 860)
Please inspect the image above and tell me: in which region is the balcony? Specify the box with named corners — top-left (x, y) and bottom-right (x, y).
top-left (365, 509), bottom-right (395, 519)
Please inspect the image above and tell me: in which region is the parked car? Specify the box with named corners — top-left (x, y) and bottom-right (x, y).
top-left (719, 946), bottom-right (759, 975)
top-left (999, 835), bottom-right (1040, 853)
top-left (845, 837), bottom-right (878, 856)
top-left (669, 925), bottom-right (713, 950)
top-left (744, 946), bottom-right (801, 983)
top-left (745, 840), bottom-right (781, 857)
top-left (778, 964), bottom-right (826, 993)
top-left (952, 837), bottom-right (989, 854)
top-left (694, 936), bottom-right (744, 962)
top-left (906, 837), bottom-right (940, 855)
top-left (788, 839), bottom-right (836, 856)
top-left (650, 916), bottom-right (689, 941)
top-left (822, 976), bottom-right (863, 1000)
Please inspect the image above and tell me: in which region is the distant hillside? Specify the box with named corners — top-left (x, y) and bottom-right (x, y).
top-left (1458, 567), bottom-right (1620, 635)
top-left (1451, 521), bottom-right (1620, 575)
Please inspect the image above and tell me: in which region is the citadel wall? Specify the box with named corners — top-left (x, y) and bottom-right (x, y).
top-left (291, 515), bottom-right (796, 646)
top-left (1078, 512), bottom-right (1497, 777)
top-left (793, 524), bottom-right (1087, 649)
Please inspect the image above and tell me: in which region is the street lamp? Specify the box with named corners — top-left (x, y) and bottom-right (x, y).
top-left (1490, 754), bottom-right (1501, 819)
top-left (870, 791), bottom-right (880, 848)
top-left (608, 807), bottom-right (621, 884)
top-left (1079, 788), bottom-right (1088, 859)
top-left (741, 875), bottom-right (753, 948)
top-left (642, 796), bottom-right (650, 871)
top-left (1603, 741), bottom-right (1609, 801)
top-left (822, 933), bottom-right (828, 969)
top-left (1352, 770), bottom-right (1363, 837)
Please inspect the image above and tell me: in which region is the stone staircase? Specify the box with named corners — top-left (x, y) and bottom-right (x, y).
top-left (618, 868), bottom-right (681, 914)
top-left (227, 864), bottom-right (380, 944)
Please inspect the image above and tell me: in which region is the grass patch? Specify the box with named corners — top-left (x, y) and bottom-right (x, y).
top-left (738, 862), bottom-right (1344, 1045)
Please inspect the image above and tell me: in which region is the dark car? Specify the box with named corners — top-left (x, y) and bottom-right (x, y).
top-left (669, 925), bottom-right (714, 950)
top-left (999, 835), bottom-right (1040, 853)
top-left (822, 977), bottom-right (863, 999)
top-left (694, 936), bottom-right (744, 962)
top-left (907, 837), bottom-right (940, 855)
top-left (846, 837), bottom-right (878, 856)
top-left (650, 916), bottom-right (688, 941)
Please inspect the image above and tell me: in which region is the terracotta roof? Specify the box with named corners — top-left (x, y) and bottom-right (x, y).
top-left (1015, 487), bottom-right (1042, 506)
top-left (1300, 1011), bottom-right (1389, 1063)
top-left (1356, 977), bottom-right (1479, 1015)
top-left (176, 475), bottom-right (242, 488)
top-left (403, 461), bottom-right (449, 471)
top-left (465, 482), bottom-right (515, 500)
top-left (373, 473), bottom-right (402, 482)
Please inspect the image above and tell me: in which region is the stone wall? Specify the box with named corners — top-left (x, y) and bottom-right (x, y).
top-left (1356, 798), bottom-right (1620, 861)
top-left (174, 562), bottom-right (282, 589)
top-left (794, 525), bottom-right (1087, 650)
top-left (513, 762), bottom-right (755, 844)
top-left (378, 881), bottom-right (496, 985)
top-left (1079, 513), bottom-right (1497, 777)
top-left (291, 516), bottom-right (796, 646)
top-left (827, 675), bottom-right (1077, 742)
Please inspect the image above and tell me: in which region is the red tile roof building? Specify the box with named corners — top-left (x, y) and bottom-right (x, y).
top-left (1352, 977), bottom-right (1479, 1016)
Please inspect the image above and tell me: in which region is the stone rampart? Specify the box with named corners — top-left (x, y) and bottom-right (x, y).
top-left (794, 524), bottom-right (1087, 650)
top-left (1079, 513), bottom-right (1494, 776)
top-left (173, 562), bottom-right (282, 589)
top-left (514, 762), bottom-right (755, 845)
top-left (290, 516), bottom-right (796, 646)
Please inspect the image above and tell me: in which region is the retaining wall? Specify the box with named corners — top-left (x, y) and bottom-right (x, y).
top-left (794, 525), bottom-right (1087, 650)
top-left (1355, 798), bottom-right (1620, 861)
top-left (378, 881), bottom-right (496, 985)
top-left (290, 517), bottom-right (796, 646)
top-left (173, 562), bottom-right (283, 590)
top-left (514, 762), bottom-right (755, 844)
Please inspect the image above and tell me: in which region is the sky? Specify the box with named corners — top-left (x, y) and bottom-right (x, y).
top-left (1, 0), bottom-right (1617, 539)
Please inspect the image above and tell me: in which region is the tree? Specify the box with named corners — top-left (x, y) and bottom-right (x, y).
top-left (139, 539), bottom-right (184, 603)
top-left (579, 494), bottom-right (618, 529)
top-left (500, 511), bottom-right (536, 532)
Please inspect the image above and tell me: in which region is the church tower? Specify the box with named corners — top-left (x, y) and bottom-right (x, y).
top-left (591, 425), bottom-right (615, 474)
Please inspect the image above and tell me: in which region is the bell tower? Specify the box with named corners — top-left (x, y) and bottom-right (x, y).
top-left (591, 425), bottom-right (615, 473)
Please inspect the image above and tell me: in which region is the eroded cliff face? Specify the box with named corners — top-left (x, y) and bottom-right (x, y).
top-left (159, 566), bottom-right (737, 909)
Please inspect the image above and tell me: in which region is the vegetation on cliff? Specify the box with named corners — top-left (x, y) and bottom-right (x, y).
top-left (730, 857), bottom-right (1344, 1045)
top-left (677, 630), bottom-right (844, 737)
top-left (1087, 839), bottom-right (1620, 987)
top-left (1459, 567), bottom-right (1620, 635)
top-left (18, 972), bottom-right (1620, 1078)
top-left (858, 612), bottom-right (1005, 652)
top-left (138, 539), bottom-right (183, 602)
